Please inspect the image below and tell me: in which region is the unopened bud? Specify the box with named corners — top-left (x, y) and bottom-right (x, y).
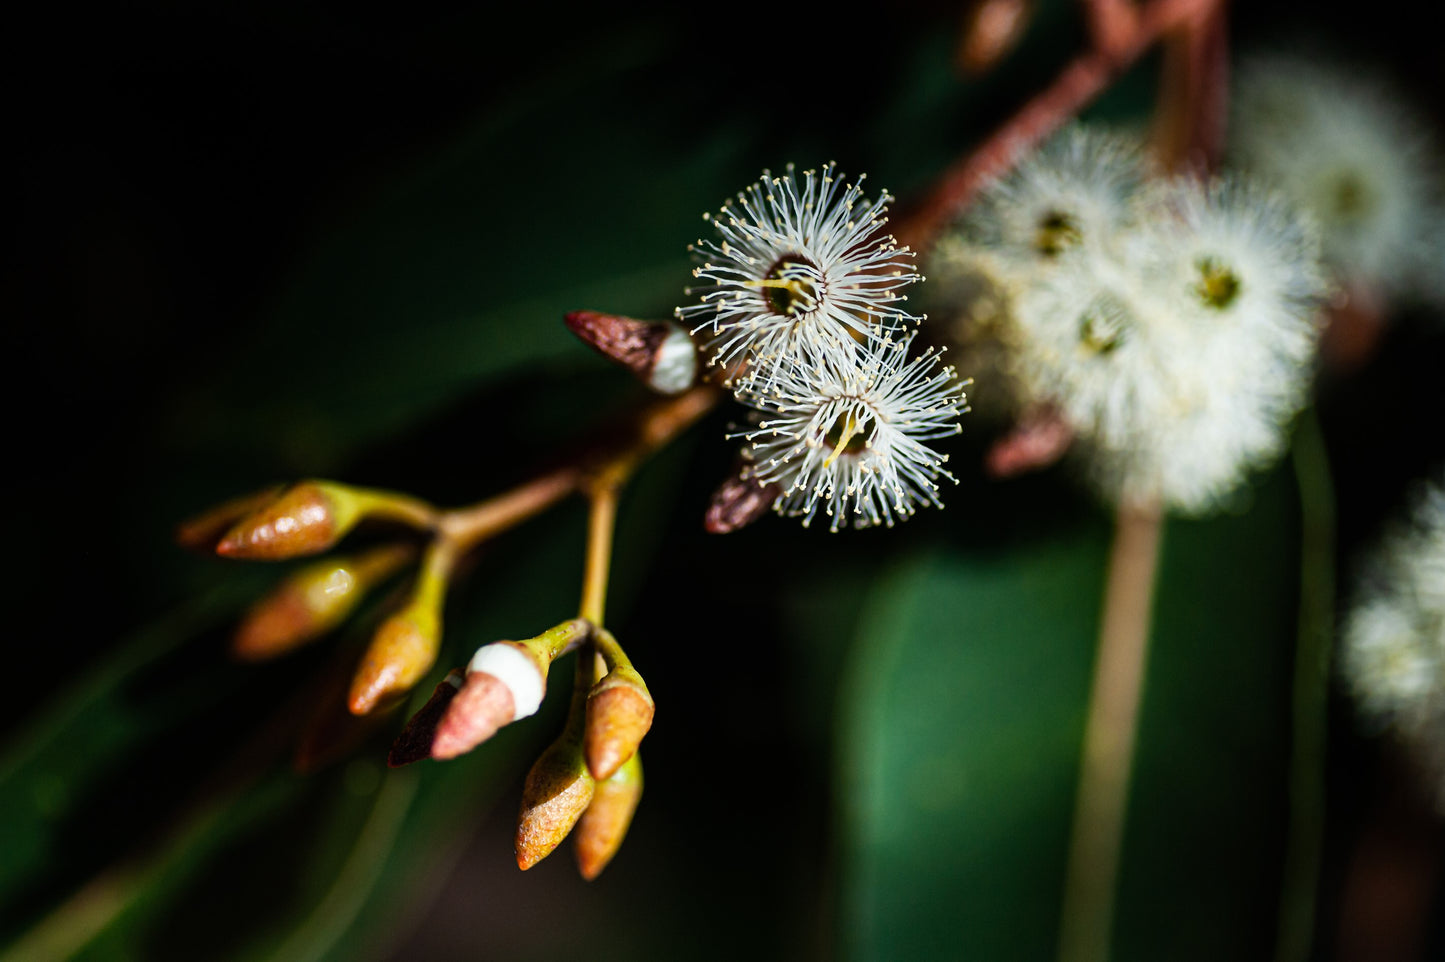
top-left (984, 405), bottom-right (1073, 478)
top-left (431, 619), bottom-right (589, 760)
top-left (388, 669), bottom-right (465, 768)
top-left (957, 0), bottom-right (1033, 76)
top-left (565, 310), bottom-right (700, 395)
top-left (348, 541), bottom-right (454, 715)
top-left (574, 751), bottom-right (643, 881)
top-left (432, 644), bottom-right (538, 759)
top-left (233, 544), bottom-right (415, 661)
top-left (175, 486), bottom-right (285, 552)
top-left (516, 731), bottom-right (595, 871)
top-left (349, 606), bottom-right (440, 716)
top-left (584, 665), bottom-right (655, 781)
top-left (705, 469), bottom-right (779, 534)
top-left (215, 481), bottom-right (363, 561)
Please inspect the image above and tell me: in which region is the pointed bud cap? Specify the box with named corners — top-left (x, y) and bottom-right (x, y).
top-left (348, 604), bottom-right (441, 716)
top-left (388, 669), bottom-right (465, 767)
top-left (233, 545), bottom-right (414, 661)
top-left (705, 470), bottom-right (779, 534)
top-left (574, 751), bottom-right (643, 880)
top-left (565, 311), bottom-right (699, 395)
top-left (584, 665), bottom-right (655, 781)
top-left (215, 481), bottom-right (364, 561)
top-left (175, 486), bottom-right (285, 552)
top-left (516, 736), bottom-right (595, 871)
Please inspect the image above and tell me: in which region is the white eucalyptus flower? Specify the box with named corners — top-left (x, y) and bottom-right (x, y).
top-left (675, 163), bottom-right (921, 380)
top-left (962, 124), bottom-right (1150, 267)
top-left (1342, 480), bottom-right (1445, 802)
top-left (734, 333), bottom-right (968, 531)
top-left (1004, 175), bottom-right (1325, 512)
top-left (1232, 55), bottom-right (1441, 299)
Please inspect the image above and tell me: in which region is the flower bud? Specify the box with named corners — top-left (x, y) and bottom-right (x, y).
top-left (564, 310), bottom-right (700, 395)
top-left (584, 665), bottom-right (655, 781)
top-left (388, 669), bottom-right (465, 768)
top-left (431, 644), bottom-right (541, 760)
top-left (984, 405), bottom-right (1073, 478)
top-left (515, 731), bottom-right (595, 871)
top-left (348, 604), bottom-right (441, 716)
top-left (574, 751), bottom-right (643, 881)
top-left (215, 481), bottom-right (364, 561)
top-left (233, 544), bottom-right (415, 661)
top-left (958, 0), bottom-right (1034, 76)
top-left (348, 542), bottom-right (454, 715)
top-left (175, 486), bottom-right (284, 552)
top-left (431, 619), bottom-right (589, 760)
top-left (704, 469), bottom-right (779, 534)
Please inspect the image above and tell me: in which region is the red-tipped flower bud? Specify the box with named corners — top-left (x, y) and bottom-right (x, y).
top-left (574, 751), bottom-right (643, 881)
top-left (389, 669), bottom-right (465, 768)
top-left (516, 731), bottom-right (595, 871)
top-left (215, 481), bottom-right (363, 561)
top-left (232, 544), bottom-right (414, 661)
top-left (565, 311), bottom-right (700, 395)
top-left (584, 665), bottom-right (655, 781)
top-left (431, 642), bottom-right (545, 760)
top-left (704, 469), bottom-right (779, 534)
top-left (431, 619), bottom-right (588, 760)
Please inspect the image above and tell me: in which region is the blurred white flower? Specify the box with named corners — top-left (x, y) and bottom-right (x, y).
top-left (675, 163), bottom-right (921, 380)
top-left (1000, 171), bottom-right (1326, 512)
top-left (1232, 54), bottom-right (1442, 300)
top-left (1342, 479), bottom-right (1445, 800)
top-left (734, 333), bottom-right (968, 531)
top-left (962, 125), bottom-right (1150, 267)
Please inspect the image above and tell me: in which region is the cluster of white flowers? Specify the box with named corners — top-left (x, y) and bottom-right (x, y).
top-left (1342, 479), bottom-right (1445, 800)
top-left (1231, 54), bottom-right (1443, 303)
top-left (675, 164), bottom-right (970, 531)
top-left (931, 125), bottom-right (1328, 513)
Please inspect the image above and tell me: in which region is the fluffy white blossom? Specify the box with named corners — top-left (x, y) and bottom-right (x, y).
top-left (675, 163), bottom-right (921, 379)
top-left (1342, 480), bottom-right (1445, 799)
top-left (734, 333), bottom-right (968, 531)
top-left (934, 125), bottom-right (1327, 512)
top-left (1232, 55), bottom-right (1441, 299)
top-left (962, 125), bottom-right (1150, 267)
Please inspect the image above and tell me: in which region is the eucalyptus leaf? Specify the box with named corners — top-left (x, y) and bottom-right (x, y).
top-left (839, 466), bottom-right (1299, 961)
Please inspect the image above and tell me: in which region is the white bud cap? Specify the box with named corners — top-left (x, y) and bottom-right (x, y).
top-left (648, 324), bottom-right (699, 394)
top-left (468, 643), bottom-right (546, 721)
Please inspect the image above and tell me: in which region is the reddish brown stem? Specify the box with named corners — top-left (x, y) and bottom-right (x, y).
top-left (436, 385), bottom-right (723, 553)
top-left (1152, 0), bottom-right (1229, 174)
top-left (897, 0), bottom-right (1219, 254)
top-left (1081, 0), bottom-right (1138, 58)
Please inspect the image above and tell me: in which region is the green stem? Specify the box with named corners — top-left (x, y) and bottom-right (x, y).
top-left (1274, 408), bottom-right (1337, 962)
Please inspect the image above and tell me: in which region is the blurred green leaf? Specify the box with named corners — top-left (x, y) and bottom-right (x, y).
top-left (838, 466), bottom-right (1299, 961)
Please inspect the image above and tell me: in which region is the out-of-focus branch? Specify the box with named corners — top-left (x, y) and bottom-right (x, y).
top-left (897, 0), bottom-right (1220, 253)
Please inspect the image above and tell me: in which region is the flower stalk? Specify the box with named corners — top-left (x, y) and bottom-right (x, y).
top-left (1057, 500), bottom-right (1164, 962)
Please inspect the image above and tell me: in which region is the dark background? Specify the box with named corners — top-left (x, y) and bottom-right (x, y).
top-left (3, 2), bottom-right (1444, 960)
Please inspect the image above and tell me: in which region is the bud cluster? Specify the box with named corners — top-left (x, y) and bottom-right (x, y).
top-left (390, 619), bottom-right (653, 878)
